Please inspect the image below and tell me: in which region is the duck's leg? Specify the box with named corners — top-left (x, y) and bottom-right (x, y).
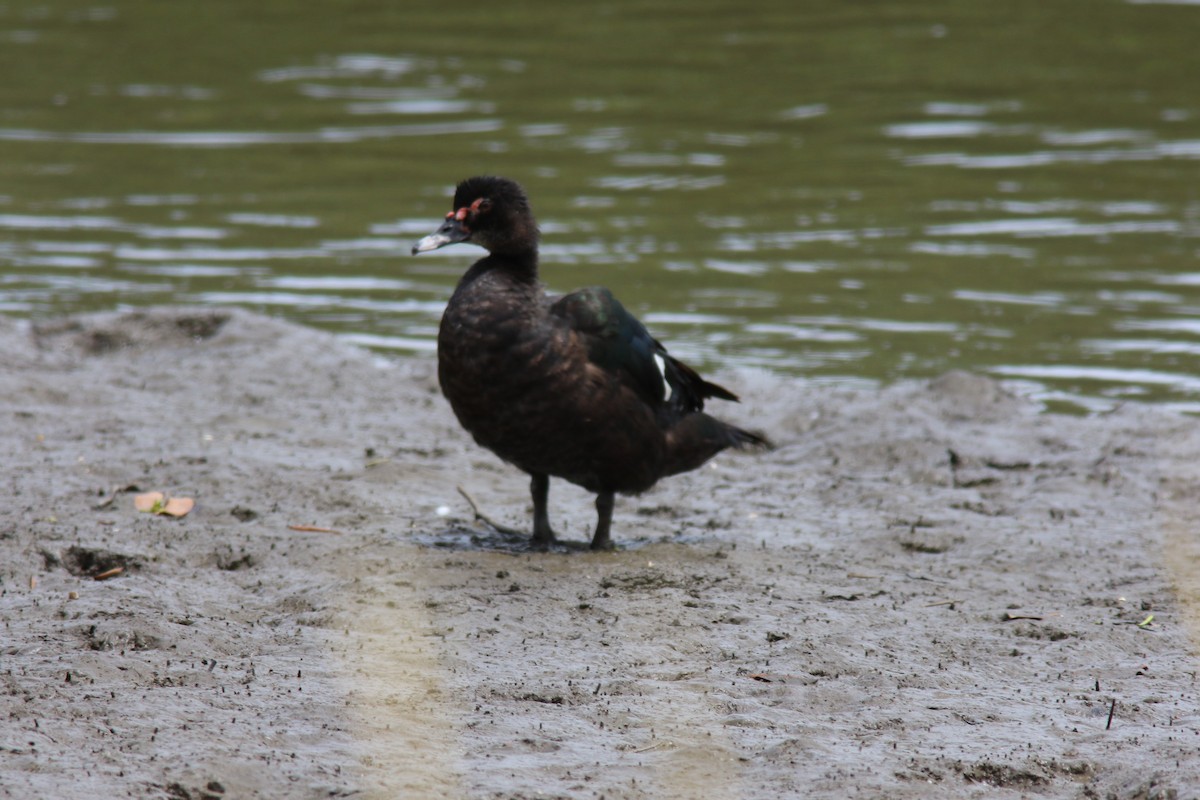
top-left (590, 491), bottom-right (616, 551)
top-left (530, 473), bottom-right (557, 548)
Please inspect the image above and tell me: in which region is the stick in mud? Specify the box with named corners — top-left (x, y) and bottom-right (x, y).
top-left (456, 485), bottom-right (526, 537)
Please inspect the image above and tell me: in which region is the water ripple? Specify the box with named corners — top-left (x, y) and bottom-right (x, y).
top-left (743, 322), bottom-right (862, 342)
top-left (991, 364), bottom-right (1200, 394)
top-left (116, 245), bottom-right (319, 261)
top-left (926, 217), bottom-right (1180, 237)
top-left (703, 258), bottom-right (769, 276)
top-left (345, 100), bottom-right (480, 115)
top-left (188, 291), bottom-right (444, 314)
top-left (227, 213), bottom-right (320, 228)
top-left (297, 83), bottom-right (458, 100)
top-left (1040, 128), bottom-right (1149, 145)
top-left (0, 213), bottom-right (226, 240)
top-left (0, 120), bottom-right (503, 147)
top-left (904, 139), bottom-right (1200, 168)
top-left (1, 254), bottom-right (101, 269)
top-left (779, 103), bottom-right (829, 120)
top-left (910, 241), bottom-right (1035, 258)
top-left (257, 276), bottom-right (415, 291)
top-left (591, 174), bottom-right (726, 191)
top-left (1115, 318), bottom-right (1200, 335)
top-left (719, 227), bottom-right (904, 250)
top-left (258, 55), bottom-right (420, 82)
top-left (923, 102), bottom-right (991, 116)
top-left (885, 121), bottom-right (1005, 138)
top-left (1083, 338), bottom-right (1200, 355)
top-left (954, 290), bottom-right (1067, 307)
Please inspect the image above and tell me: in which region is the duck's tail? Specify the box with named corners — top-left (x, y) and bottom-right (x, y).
top-left (662, 413), bottom-right (772, 479)
top-left (662, 354), bottom-right (739, 413)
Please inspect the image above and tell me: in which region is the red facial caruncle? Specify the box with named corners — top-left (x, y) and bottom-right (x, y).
top-left (448, 197), bottom-right (490, 228)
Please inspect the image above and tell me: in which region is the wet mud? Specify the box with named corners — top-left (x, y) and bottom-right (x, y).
top-left (2, 308), bottom-right (1198, 799)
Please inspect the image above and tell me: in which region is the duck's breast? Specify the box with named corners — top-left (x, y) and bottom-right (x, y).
top-left (438, 277), bottom-right (667, 493)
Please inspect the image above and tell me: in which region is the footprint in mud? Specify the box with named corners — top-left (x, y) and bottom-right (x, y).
top-left (46, 545), bottom-right (142, 578)
top-left (80, 622), bottom-right (164, 652)
top-left (413, 521), bottom-right (571, 553)
top-left (413, 521), bottom-right (656, 553)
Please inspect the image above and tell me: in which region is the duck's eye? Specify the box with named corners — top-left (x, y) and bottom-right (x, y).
top-left (474, 197), bottom-right (493, 214)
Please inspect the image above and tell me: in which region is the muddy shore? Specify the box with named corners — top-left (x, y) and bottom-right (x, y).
top-left (2, 308), bottom-right (1198, 799)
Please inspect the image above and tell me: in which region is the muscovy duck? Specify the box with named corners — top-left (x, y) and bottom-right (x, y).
top-left (413, 176), bottom-right (768, 550)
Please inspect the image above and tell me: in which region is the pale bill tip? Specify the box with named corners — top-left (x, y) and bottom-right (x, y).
top-left (412, 232), bottom-right (452, 254)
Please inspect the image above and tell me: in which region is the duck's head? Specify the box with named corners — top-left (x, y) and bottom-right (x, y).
top-left (412, 176), bottom-right (539, 257)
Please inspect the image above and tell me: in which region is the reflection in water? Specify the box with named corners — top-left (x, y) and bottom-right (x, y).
top-left (2, 0), bottom-right (1200, 410)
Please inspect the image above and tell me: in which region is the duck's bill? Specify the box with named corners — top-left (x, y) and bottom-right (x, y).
top-left (412, 218), bottom-right (469, 255)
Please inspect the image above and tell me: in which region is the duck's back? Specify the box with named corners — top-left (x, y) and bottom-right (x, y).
top-left (437, 263), bottom-right (669, 495)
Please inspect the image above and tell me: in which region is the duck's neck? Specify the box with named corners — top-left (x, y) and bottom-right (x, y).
top-left (487, 248), bottom-right (540, 285)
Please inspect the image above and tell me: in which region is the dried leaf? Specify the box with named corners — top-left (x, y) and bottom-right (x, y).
top-left (161, 497), bottom-right (195, 517)
top-left (135, 491), bottom-right (194, 517)
top-left (134, 492), bottom-right (165, 513)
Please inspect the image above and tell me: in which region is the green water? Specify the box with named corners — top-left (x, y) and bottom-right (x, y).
top-left (3, 0), bottom-right (1200, 410)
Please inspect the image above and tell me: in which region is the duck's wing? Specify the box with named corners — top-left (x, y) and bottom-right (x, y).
top-left (549, 286), bottom-right (738, 414)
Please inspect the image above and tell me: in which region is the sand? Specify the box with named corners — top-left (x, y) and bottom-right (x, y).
top-left (2, 307), bottom-right (1198, 799)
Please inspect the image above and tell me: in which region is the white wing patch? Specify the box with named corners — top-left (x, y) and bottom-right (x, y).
top-left (653, 353), bottom-right (670, 401)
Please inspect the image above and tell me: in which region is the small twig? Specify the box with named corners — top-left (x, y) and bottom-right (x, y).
top-left (1003, 612), bottom-right (1044, 621)
top-left (1116, 614), bottom-right (1158, 631)
top-left (1106, 698), bottom-right (1116, 730)
top-left (93, 483), bottom-right (141, 510)
top-left (289, 522), bottom-right (343, 534)
top-left (925, 599), bottom-right (961, 608)
top-left (904, 572), bottom-right (948, 584)
top-left (94, 566), bottom-right (124, 581)
top-left (93, 489), bottom-right (119, 510)
top-left (456, 485), bottom-right (526, 536)
top-left (456, 485), bottom-right (484, 518)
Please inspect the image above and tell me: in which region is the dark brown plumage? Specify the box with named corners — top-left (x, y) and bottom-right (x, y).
top-left (413, 176), bottom-right (769, 550)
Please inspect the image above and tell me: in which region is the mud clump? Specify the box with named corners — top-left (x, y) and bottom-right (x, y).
top-left (33, 309), bottom-right (230, 356)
